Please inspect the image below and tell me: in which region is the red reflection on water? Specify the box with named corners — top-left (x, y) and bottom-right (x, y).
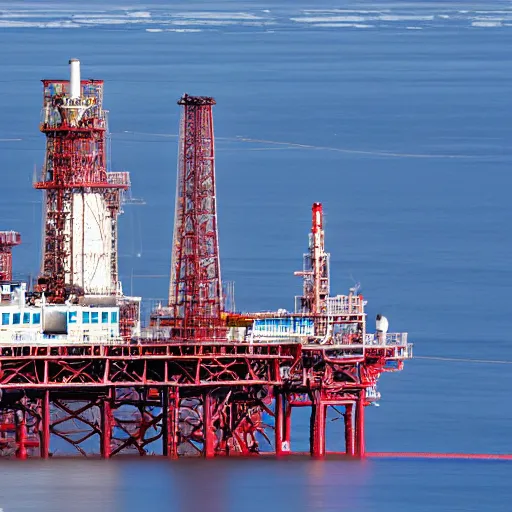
top-left (368, 452), bottom-right (512, 460)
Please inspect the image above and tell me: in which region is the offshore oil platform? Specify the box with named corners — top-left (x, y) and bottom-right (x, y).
top-left (0, 59), bottom-right (412, 458)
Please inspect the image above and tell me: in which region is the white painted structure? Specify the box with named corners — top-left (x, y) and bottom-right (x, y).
top-left (69, 58), bottom-right (81, 99)
top-left (0, 302), bottom-right (121, 344)
top-left (70, 192), bottom-right (115, 295)
top-left (41, 59), bottom-right (120, 296)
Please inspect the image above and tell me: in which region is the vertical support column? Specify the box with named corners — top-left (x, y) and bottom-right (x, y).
top-left (162, 387), bottom-right (170, 457)
top-left (283, 398), bottom-right (292, 453)
top-left (40, 390), bottom-right (50, 458)
top-left (275, 391), bottom-right (284, 456)
top-left (310, 398), bottom-right (326, 457)
top-left (203, 392), bottom-right (215, 458)
top-left (355, 395), bottom-right (365, 458)
top-left (101, 390), bottom-right (113, 459)
top-left (163, 387), bottom-right (180, 459)
top-left (15, 409), bottom-right (27, 460)
top-left (344, 403), bottom-right (354, 456)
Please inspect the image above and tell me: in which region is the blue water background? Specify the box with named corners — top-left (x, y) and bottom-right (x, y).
top-left (0, 1), bottom-right (511, 510)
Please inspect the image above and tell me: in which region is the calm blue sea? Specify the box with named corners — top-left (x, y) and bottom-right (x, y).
top-left (0, 1), bottom-right (511, 510)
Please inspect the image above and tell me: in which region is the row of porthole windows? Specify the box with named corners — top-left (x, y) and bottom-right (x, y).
top-left (1, 312), bottom-right (41, 326)
top-left (0, 311), bottom-right (118, 326)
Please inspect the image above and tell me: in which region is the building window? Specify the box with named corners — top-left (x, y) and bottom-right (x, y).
top-left (111, 311), bottom-right (118, 324)
top-left (91, 311), bottom-right (99, 324)
top-left (83, 311), bottom-right (90, 324)
top-left (69, 311), bottom-right (77, 324)
top-left (102, 311), bottom-right (109, 324)
top-left (23, 312), bottom-right (30, 324)
top-left (13, 313), bottom-right (20, 325)
top-left (1, 312), bottom-right (9, 325)
top-left (32, 313), bottom-right (41, 325)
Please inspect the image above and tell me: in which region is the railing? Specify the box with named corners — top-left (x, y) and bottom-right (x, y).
top-left (326, 295), bottom-right (362, 315)
top-left (0, 231), bottom-right (21, 246)
top-left (107, 172), bottom-right (131, 187)
top-left (365, 386), bottom-right (381, 401)
top-left (364, 332), bottom-right (408, 346)
top-left (39, 113), bottom-right (107, 131)
top-left (0, 330), bottom-right (124, 345)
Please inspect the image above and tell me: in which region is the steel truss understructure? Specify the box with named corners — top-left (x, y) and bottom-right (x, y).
top-left (0, 341), bottom-right (403, 458)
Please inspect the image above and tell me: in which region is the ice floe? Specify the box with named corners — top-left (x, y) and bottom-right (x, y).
top-left (311, 23), bottom-right (374, 29)
top-left (379, 15), bottom-right (435, 21)
top-left (172, 12), bottom-right (263, 20)
top-left (291, 16), bottom-right (368, 23)
top-left (471, 21), bottom-right (503, 27)
top-left (126, 11), bottom-right (151, 18)
top-left (0, 19), bottom-right (79, 28)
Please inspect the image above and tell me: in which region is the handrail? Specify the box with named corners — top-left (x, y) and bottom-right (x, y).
top-left (364, 332), bottom-right (408, 346)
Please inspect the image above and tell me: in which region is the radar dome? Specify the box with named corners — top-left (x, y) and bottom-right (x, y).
top-left (376, 314), bottom-right (389, 334)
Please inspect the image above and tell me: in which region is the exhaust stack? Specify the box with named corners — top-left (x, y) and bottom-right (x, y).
top-left (69, 59), bottom-right (81, 99)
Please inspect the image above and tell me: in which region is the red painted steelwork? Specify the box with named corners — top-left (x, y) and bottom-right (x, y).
top-left (0, 231), bottom-right (21, 282)
top-left (34, 77), bottom-right (127, 302)
top-left (167, 94), bottom-right (223, 339)
top-left (345, 403), bottom-right (354, 456)
top-left (0, 342), bottom-right (299, 389)
top-left (356, 395), bottom-right (365, 457)
top-left (368, 453), bottom-right (512, 460)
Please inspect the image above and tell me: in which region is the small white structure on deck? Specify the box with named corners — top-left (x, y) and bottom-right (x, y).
top-left (0, 282), bottom-right (121, 344)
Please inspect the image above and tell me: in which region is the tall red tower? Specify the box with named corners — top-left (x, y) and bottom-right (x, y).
top-left (34, 59), bottom-right (128, 302)
top-left (0, 231), bottom-right (21, 281)
top-left (168, 94), bottom-right (223, 339)
top-left (294, 203), bottom-right (330, 331)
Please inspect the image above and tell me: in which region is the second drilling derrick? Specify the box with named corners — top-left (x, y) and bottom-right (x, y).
top-left (156, 95), bottom-right (224, 339)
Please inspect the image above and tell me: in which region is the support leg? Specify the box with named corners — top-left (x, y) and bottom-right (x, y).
top-left (203, 392), bottom-right (215, 458)
top-left (344, 403), bottom-right (354, 456)
top-left (355, 396), bottom-right (365, 458)
top-left (310, 401), bottom-right (326, 457)
top-left (283, 398), bottom-right (291, 453)
top-left (275, 392), bottom-right (284, 456)
top-left (163, 387), bottom-right (179, 459)
top-left (101, 391), bottom-right (112, 459)
top-left (40, 390), bottom-right (50, 458)
top-left (15, 409), bottom-right (27, 460)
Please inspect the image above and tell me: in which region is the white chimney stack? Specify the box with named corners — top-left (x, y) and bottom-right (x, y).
top-left (69, 59), bottom-right (81, 99)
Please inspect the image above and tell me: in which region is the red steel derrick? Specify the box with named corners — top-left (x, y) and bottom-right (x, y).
top-left (0, 231), bottom-right (21, 282)
top-left (166, 94), bottom-right (224, 340)
top-left (0, 62), bottom-right (411, 459)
